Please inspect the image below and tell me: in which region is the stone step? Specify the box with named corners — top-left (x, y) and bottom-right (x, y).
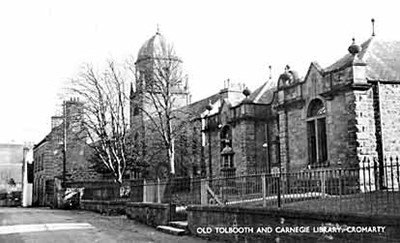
top-left (169, 221), bottom-right (188, 230)
top-left (156, 225), bottom-right (187, 236)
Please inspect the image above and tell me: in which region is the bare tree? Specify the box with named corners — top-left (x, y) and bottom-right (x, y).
top-left (132, 46), bottom-right (190, 177)
top-left (70, 61), bottom-right (134, 184)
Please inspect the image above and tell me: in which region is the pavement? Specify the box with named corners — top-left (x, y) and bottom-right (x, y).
top-left (0, 207), bottom-right (220, 243)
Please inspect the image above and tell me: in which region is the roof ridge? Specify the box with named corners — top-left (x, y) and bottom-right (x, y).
top-left (324, 37), bottom-right (375, 73)
top-left (253, 81), bottom-right (270, 102)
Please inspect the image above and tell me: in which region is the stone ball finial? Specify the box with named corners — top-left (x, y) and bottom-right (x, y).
top-left (242, 87), bottom-right (251, 97)
top-left (348, 38), bottom-right (361, 55)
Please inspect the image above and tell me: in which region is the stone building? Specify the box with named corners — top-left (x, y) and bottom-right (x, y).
top-left (131, 29), bottom-right (400, 191)
top-left (33, 98), bottom-right (100, 206)
top-left (130, 30), bottom-right (192, 178)
top-left (273, 35), bottom-right (400, 188)
top-left (200, 34), bottom-right (400, 191)
top-left (130, 30), bottom-right (259, 179)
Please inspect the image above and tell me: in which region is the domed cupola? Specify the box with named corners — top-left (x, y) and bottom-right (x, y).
top-left (136, 30), bottom-right (180, 64)
top-left (133, 29), bottom-right (189, 106)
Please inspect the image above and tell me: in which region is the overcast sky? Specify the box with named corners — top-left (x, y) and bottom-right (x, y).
top-left (0, 0), bottom-right (399, 144)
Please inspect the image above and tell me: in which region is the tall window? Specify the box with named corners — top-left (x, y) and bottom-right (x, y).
top-left (307, 99), bottom-right (327, 166)
top-left (220, 125), bottom-right (234, 169)
top-left (220, 125), bottom-right (232, 150)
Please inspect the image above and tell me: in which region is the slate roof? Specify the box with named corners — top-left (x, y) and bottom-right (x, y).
top-left (248, 78), bottom-right (278, 105)
top-left (235, 37), bottom-right (400, 106)
top-left (179, 92), bottom-right (222, 120)
top-left (324, 37), bottom-right (400, 81)
top-left (364, 39), bottom-right (400, 81)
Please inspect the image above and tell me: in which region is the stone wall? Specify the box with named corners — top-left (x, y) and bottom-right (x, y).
top-left (286, 107), bottom-right (306, 171)
top-left (205, 104), bottom-right (270, 177)
top-left (376, 83), bottom-right (400, 189)
top-left (33, 133), bottom-right (63, 206)
top-left (0, 199), bottom-right (20, 207)
top-left (275, 62), bottom-right (381, 171)
top-left (238, 120), bottom-right (256, 175)
top-left (33, 100), bottom-right (101, 206)
top-left (254, 121), bottom-right (268, 173)
top-left (278, 109), bottom-right (289, 172)
top-left (230, 121), bottom-right (243, 175)
top-left (204, 115), bottom-right (229, 178)
top-left (81, 199), bottom-right (126, 215)
top-left (326, 92), bottom-right (350, 165)
top-left (352, 89), bottom-right (378, 162)
top-left (379, 84), bottom-right (400, 155)
top-left (125, 202), bottom-right (175, 227)
top-left (80, 199), bottom-right (177, 227)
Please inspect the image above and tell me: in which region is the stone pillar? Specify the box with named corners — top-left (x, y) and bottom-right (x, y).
top-left (346, 87), bottom-right (378, 191)
top-left (345, 91), bottom-right (358, 166)
top-left (242, 120), bottom-right (256, 174)
top-left (200, 179), bottom-right (208, 205)
top-left (278, 110), bottom-right (289, 173)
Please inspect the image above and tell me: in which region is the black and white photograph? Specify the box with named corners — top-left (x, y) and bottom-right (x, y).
top-left (1, 0), bottom-right (400, 242)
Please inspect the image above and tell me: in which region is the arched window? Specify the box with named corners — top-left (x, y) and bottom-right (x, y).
top-left (307, 99), bottom-right (327, 166)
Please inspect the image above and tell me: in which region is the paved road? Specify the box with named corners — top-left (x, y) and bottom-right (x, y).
top-left (0, 207), bottom-right (218, 243)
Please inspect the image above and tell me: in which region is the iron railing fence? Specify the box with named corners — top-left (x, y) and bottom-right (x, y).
top-left (69, 155), bottom-right (400, 216)
top-left (132, 176), bottom-right (202, 205)
top-left (69, 176), bottom-right (203, 205)
top-left (66, 180), bottom-right (126, 201)
top-left (204, 156), bottom-right (400, 216)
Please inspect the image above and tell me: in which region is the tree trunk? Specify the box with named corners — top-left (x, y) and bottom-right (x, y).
top-left (115, 174), bottom-right (123, 185)
top-left (169, 138), bottom-right (175, 174)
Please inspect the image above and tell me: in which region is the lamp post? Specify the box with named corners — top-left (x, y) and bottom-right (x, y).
top-left (262, 142), bottom-right (270, 174)
top-left (269, 136), bottom-right (281, 208)
top-left (276, 136), bottom-right (281, 208)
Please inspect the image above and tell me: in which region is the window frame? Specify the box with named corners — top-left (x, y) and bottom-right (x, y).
top-left (307, 99), bottom-right (328, 167)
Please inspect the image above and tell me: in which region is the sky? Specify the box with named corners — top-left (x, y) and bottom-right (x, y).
top-left (0, 0), bottom-right (399, 144)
